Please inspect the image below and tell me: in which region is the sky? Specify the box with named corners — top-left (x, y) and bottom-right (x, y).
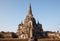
top-left (0, 0), bottom-right (60, 32)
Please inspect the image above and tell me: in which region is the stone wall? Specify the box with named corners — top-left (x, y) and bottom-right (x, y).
top-left (0, 38), bottom-right (28, 41)
top-left (38, 39), bottom-right (60, 41)
top-left (0, 38), bottom-right (60, 41)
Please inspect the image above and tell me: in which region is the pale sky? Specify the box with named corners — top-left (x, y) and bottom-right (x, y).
top-left (0, 0), bottom-right (60, 32)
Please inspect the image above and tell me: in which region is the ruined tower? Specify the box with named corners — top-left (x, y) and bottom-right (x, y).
top-left (16, 4), bottom-right (43, 39)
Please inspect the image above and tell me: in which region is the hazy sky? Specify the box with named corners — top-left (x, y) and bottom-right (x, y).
top-left (0, 0), bottom-right (60, 32)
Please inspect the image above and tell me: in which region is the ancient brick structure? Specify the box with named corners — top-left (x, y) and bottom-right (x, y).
top-left (16, 4), bottom-right (43, 39)
top-left (0, 31), bottom-right (18, 38)
top-left (0, 4), bottom-right (60, 40)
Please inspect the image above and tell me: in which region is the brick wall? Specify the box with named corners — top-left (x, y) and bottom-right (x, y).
top-left (0, 38), bottom-right (60, 41)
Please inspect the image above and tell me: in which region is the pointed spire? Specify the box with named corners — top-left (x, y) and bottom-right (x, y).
top-left (37, 21), bottom-right (40, 24)
top-left (21, 21), bottom-right (23, 25)
top-left (27, 4), bottom-right (33, 16)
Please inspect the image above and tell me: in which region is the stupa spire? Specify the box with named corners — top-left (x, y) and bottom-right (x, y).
top-left (27, 4), bottom-right (33, 16)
